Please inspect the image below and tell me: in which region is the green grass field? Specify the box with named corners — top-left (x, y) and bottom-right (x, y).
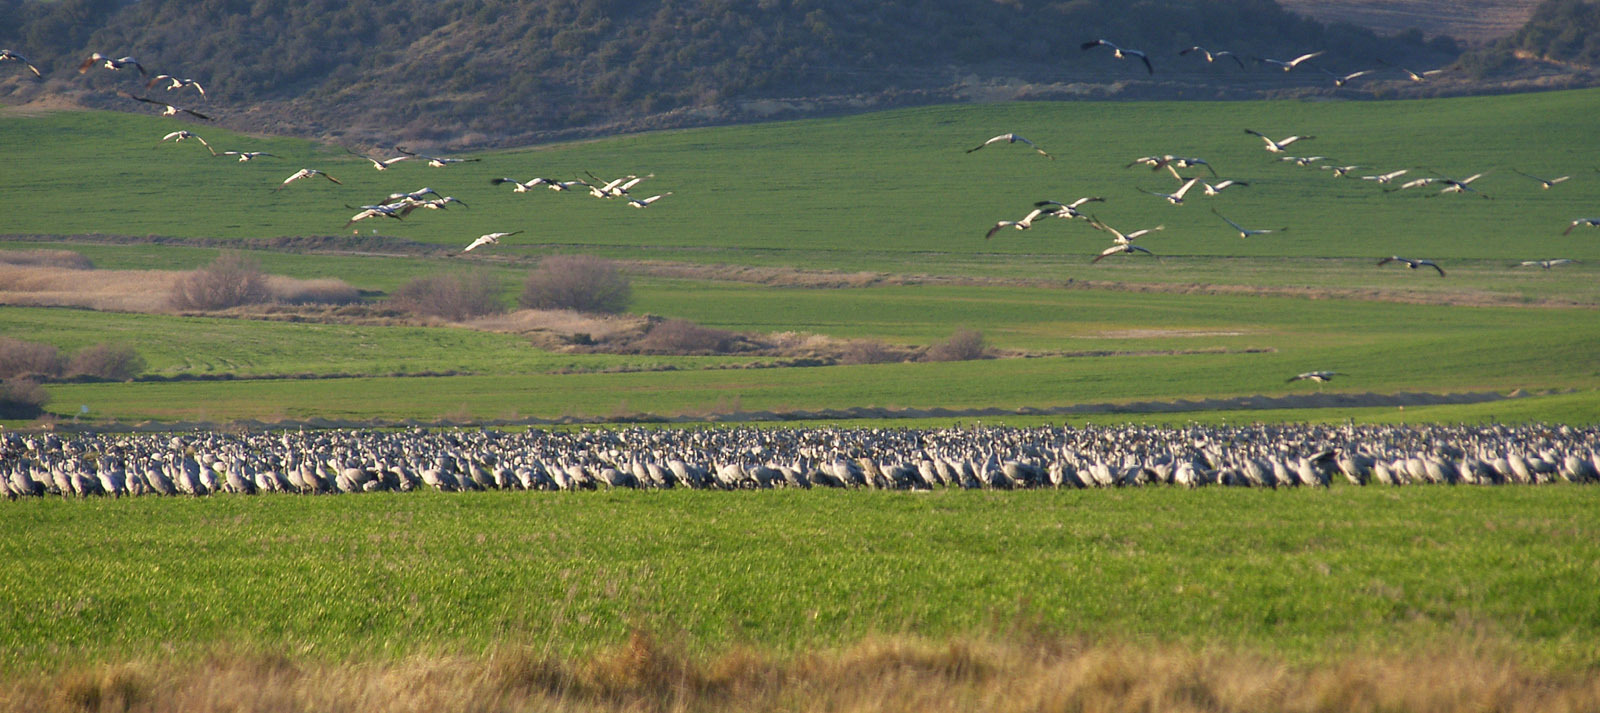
top-left (3, 90), bottom-right (1599, 426)
top-left (3, 487), bottom-right (1598, 673)
top-left (4, 94), bottom-right (1600, 710)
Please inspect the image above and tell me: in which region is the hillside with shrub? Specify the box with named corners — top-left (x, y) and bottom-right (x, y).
top-left (0, 0), bottom-right (1460, 147)
top-left (1459, 0), bottom-right (1600, 74)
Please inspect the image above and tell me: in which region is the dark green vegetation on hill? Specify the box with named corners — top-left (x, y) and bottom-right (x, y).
top-left (0, 0), bottom-right (1457, 145)
top-left (1466, 0), bottom-right (1600, 73)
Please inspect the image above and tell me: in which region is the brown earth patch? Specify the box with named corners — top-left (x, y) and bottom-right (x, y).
top-left (6, 235), bottom-right (1598, 312)
top-left (1269, 1), bottom-right (1539, 44)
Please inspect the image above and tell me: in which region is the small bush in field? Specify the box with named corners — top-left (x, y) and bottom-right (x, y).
top-left (839, 339), bottom-right (902, 365)
top-left (636, 319), bottom-right (740, 353)
top-left (66, 343), bottom-right (146, 380)
top-left (0, 378), bottom-right (49, 418)
top-left (270, 278), bottom-right (362, 305)
top-left (388, 273), bottom-right (504, 321)
top-left (922, 328), bottom-right (987, 362)
top-left (520, 255), bottom-right (631, 314)
top-left (170, 252), bottom-right (271, 310)
top-left (0, 338), bottom-right (64, 379)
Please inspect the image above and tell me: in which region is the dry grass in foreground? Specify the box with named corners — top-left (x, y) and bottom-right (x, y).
top-left (9, 633), bottom-right (1599, 713)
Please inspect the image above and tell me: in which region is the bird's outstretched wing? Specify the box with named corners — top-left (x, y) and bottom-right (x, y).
top-left (1136, 53), bottom-right (1154, 75)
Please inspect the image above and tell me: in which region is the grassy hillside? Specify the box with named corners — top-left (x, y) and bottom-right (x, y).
top-left (0, 0), bottom-right (1455, 145)
top-left (4, 91), bottom-right (1599, 267)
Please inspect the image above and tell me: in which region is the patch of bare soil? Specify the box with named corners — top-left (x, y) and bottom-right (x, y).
top-left (1277, 0), bottom-right (1539, 44)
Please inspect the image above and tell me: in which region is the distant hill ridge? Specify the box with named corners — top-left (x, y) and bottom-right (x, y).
top-left (0, 0), bottom-right (1499, 147)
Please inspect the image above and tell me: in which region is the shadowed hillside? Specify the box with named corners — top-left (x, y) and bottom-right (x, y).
top-left (0, 0), bottom-right (1460, 148)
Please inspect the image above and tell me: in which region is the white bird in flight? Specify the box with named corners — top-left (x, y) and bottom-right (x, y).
top-left (1081, 39), bottom-right (1154, 74)
top-left (276, 169), bottom-right (341, 190)
top-left (397, 147), bottom-right (480, 167)
top-left (1434, 172), bottom-right (1488, 198)
top-left (1212, 208), bottom-right (1286, 238)
top-left (1361, 169), bottom-right (1408, 184)
top-left (985, 208), bottom-right (1053, 239)
top-left (1138, 177), bottom-right (1203, 205)
top-left (967, 133), bottom-right (1053, 159)
top-left (1244, 129), bottom-right (1313, 153)
top-left (1201, 180), bottom-right (1248, 195)
top-left (626, 192), bottom-right (672, 208)
top-left (1178, 46), bottom-right (1245, 69)
top-left (1288, 371), bottom-right (1343, 383)
top-left (220, 150), bottom-right (276, 162)
top-left (492, 177), bottom-right (572, 192)
top-left (1564, 218), bottom-right (1600, 235)
top-left (1322, 68), bottom-right (1377, 87)
top-left (1514, 259), bottom-right (1576, 269)
top-left (0, 50), bottom-right (42, 78)
top-left (1084, 215), bottom-right (1162, 265)
top-left (145, 74), bottom-right (205, 96)
top-left (1510, 169), bottom-right (1569, 189)
top-left (464, 231), bottom-right (522, 252)
top-left (161, 130), bottom-right (214, 155)
top-left (347, 148), bottom-right (412, 170)
top-left (79, 53), bottom-right (145, 75)
top-left (1378, 256), bottom-right (1446, 276)
top-left (1032, 197), bottom-right (1104, 220)
top-left (1255, 51), bottom-right (1324, 72)
top-left (119, 91), bottom-right (211, 120)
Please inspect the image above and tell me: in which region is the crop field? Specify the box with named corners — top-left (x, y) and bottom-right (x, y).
top-left (4, 90), bottom-right (1600, 711)
top-left (3, 487), bottom-right (1599, 708)
top-left (3, 91), bottom-right (1600, 426)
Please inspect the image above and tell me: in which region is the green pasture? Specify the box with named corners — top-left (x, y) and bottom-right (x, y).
top-left (5, 272), bottom-right (1596, 423)
top-left (4, 90), bottom-right (1600, 276)
top-left (3, 92), bottom-right (1600, 425)
top-left (2, 487), bottom-right (1597, 671)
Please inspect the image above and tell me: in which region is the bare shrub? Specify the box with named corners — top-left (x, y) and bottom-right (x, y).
top-left (65, 343), bottom-right (146, 380)
top-left (520, 255), bottom-right (631, 314)
top-left (265, 276), bottom-right (362, 305)
top-left (169, 252), bottom-right (271, 311)
top-left (0, 378), bottom-right (50, 418)
top-left (839, 338), bottom-right (902, 365)
top-left (922, 328), bottom-right (987, 362)
top-left (388, 272), bottom-right (504, 321)
top-left (0, 337), bottom-right (64, 379)
top-left (636, 319), bottom-right (740, 354)
top-left (0, 249), bottom-right (93, 269)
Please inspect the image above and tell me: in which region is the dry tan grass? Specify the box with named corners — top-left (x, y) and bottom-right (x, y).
top-left (0, 249), bottom-right (94, 269)
top-left (7, 634), bottom-right (1600, 713)
top-left (0, 264), bottom-right (182, 313)
top-left (465, 309), bottom-right (653, 343)
top-left (0, 264), bottom-right (360, 314)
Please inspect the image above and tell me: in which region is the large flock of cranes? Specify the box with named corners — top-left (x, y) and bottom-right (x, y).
top-left (971, 44), bottom-right (1594, 274)
top-left (3, 47), bottom-right (674, 253)
top-left (2, 423), bottom-right (1597, 497)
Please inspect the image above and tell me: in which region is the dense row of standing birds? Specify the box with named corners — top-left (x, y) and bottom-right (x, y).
top-left (3, 47), bottom-right (673, 254)
top-left (2, 423), bottom-right (1598, 497)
